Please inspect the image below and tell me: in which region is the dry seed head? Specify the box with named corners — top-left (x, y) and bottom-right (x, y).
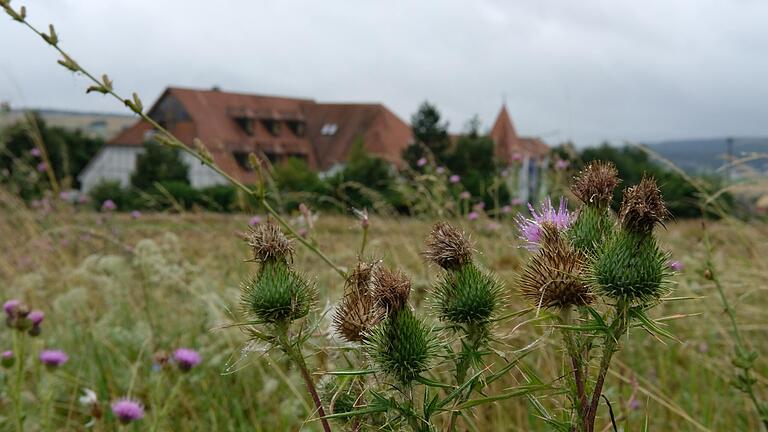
top-left (571, 161), bottom-right (620, 207)
top-left (423, 222), bottom-right (473, 270)
top-left (333, 262), bottom-right (385, 343)
top-left (519, 223), bottom-right (593, 309)
top-left (245, 220), bottom-right (294, 263)
top-left (371, 266), bottom-right (411, 314)
top-left (619, 176), bottom-right (669, 235)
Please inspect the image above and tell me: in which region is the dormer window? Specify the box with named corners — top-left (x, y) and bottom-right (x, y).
top-left (262, 120), bottom-right (280, 137)
top-left (321, 123), bottom-right (338, 136)
top-left (287, 120), bottom-right (305, 137)
top-left (235, 117), bottom-right (254, 136)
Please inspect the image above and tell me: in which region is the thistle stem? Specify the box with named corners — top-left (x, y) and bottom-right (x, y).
top-left (448, 323), bottom-right (485, 432)
top-left (275, 327), bottom-right (332, 432)
top-left (585, 304), bottom-right (628, 432)
top-left (560, 309), bottom-right (587, 431)
top-left (11, 330), bottom-right (25, 432)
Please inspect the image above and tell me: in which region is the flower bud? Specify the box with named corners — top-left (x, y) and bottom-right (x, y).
top-left (571, 161), bottom-right (620, 208)
top-left (433, 263), bottom-right (504, 324)
top-left (618, 176), bottom-right (668, 235)
top-left (333, 262), bottom-right (384, 343)
top-left (245, 221), bottom-right (294, 264)
top-left (241, 261), bottom-right (315, 324)
top-left (1, 350), bottom-right (14, 368)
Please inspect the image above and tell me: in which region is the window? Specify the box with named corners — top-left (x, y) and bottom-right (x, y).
top-left (233, 151), bottom-right (255, 171)
top-left (321, 123), bottom-right (338, 136)
top-left (262, 120), bottom-right (281, 137)
top-left (287, 121), bottom-right (305, 137)
top-left (235, 117), bottom-right (254, 136)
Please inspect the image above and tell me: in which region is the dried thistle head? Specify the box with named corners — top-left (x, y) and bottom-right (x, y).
top-left (245, 220), bottom-right (294, 263)
top-left (371, 266), bottom-right (411, 314)
top-left (619, 176), bottom-right (669, 235)
top-left (519, 223), bottom-right (593, 309)
top-left (571, 161), bottom-right (621, 207)
top-left (423, 222), bottom-right (473, 270)
top-left (333, 262), bottom-right (385, 343)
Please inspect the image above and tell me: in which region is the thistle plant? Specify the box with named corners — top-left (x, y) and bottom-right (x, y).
top-left (238, 220), bottom-right (331, 432)
top-left (517, 162), bottom-right (676, 432)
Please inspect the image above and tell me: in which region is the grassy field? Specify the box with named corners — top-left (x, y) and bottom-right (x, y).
top-left (1, 189), bottom-right (767, 431)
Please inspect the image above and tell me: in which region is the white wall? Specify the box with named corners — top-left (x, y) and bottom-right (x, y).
top-left (79, 145), bottom-right (227, 192)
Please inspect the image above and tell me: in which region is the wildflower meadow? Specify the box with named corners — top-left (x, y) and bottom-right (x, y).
top-left (2, 2), bottom-right (768, 432)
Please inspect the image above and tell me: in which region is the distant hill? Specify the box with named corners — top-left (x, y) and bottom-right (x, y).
top-left (645, 137), bottom-right (768, 174)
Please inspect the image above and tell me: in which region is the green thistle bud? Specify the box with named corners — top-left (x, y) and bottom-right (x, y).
top-left (567, 205), bottom-right (615, 254)
top-left (423, 222), bottom-right (473, 270)
top-left (318, 376), bottom-right (363, 420)
top-left (366, 308), bottom-right (437, 384)
top-left (571, 161), bottom-right (621, 208)
top-left (588, 229), bottom-right (670, 304)
top-left (432, 263), bottom-right (504, 325)
top-left (333, 261), bottom-right (385, 343)
top-left (241, 261), bottom-right (315, 324)
top-left (520, 223), bottom-right (593, 309)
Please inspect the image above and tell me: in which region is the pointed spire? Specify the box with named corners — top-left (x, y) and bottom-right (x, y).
top-left (490, 104), bottom-right (522, 164)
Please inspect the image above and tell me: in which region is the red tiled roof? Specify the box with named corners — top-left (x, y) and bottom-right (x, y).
top-left (490, 105), bottom-right (549, 163)
top-left (109, 87), bottom-right (412, 180)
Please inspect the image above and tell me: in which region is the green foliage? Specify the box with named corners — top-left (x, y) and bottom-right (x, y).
top-left (272, 158), bottom-right (323, 193)
top-left (88, 180), bottom-right (134, 210)
top-left (445, 133), bottom-right (508, 206)
top-left (240, 261), bottom-right (314, 324)
top-left (403, 101), bottom-right (451, 167)
top-left (589, 229), bottom-right (670, 304)
top-left (329, 139), bottom-right (404, 211)
top-left (432, 264), bottom-right (503, 325)
top-left (319, 376), bottom-right (360, 420)
top-left (566, 206), bottom-right (615, 255)
top-left (0, 113), bottom-right (103, 192)
top-left (366, 308), bottom-right (437, 384)
top-left (198, 184), bottom-right (237, 212)
top-left (130, 142), bottom-right (189, 191)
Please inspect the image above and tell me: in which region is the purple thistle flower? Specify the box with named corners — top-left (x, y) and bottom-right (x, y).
top-left (459, 191), bottom-right (471, 200)
top-left (467, 211), bottom-right (479, 221)
top-left (173, 348), bottom-right (202, 371)
top-left (101, 199), bottom-right (117, 212)
top-left (436, 166), bottom-right (446, 174)
top-left (111, 398), bottom-right (145, 424)
top-left (516, 197), bottom-right (574, 251)
top-left (36, 162), bottom-right (47, 172)
top-left (416, 157), bottom-right (427, 167)
top-left (1, 350), bottom-right (14, 368)
top-left (130, 210), bottom-right (142, 219)
top-left (3, 300), bottom-right (20, 316)
top-left (501, 205), bottom-right (513, 214)
top-left (28, 310), bottom-right (44, 326)
top-left (449, 174), bottom-right (461, 184)
top-left (511, 198), bottom-right (524, 206)
top-left (248, 215), bottom-right (262, 227)
top-left (555, 159), bottom-right (570, 170)
top-left (473, 202), bottom-right (485, 211)
top-left (668, 260), bottom-right (684, 272)
top-left (511, 152), bottom-right (523, 162)
top-left (30, 148), bottom-right (41, 157)
top-left (39, 350), bottom-right (68, 368)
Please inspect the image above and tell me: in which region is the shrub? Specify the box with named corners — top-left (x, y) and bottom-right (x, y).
top-left (130, 142), bottom-right (189, 191)
top-left (88, 180), bottom-right (134, 210)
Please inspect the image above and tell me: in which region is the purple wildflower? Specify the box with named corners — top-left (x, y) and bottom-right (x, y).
top-left (77, 194), bottom-right (89, 204)
top-left (1, 350), bottom-right (14, 368)
top-left (473, 202), bottom-right (485, 211)
top-left (130, 210), bottom-right (142, 219)
top-left (555, 159), bottom-right (570, 170)
top-left (436, 166), bottom-right (446, 174)
top-left (111, 399), bottom-right (145, 424)
top-left (629, 397), bottom-right (641, 410)
top-left (173, 348), bottom-right (202, 371)
top-left (459, 191), bottom-right (471, 200)
top-left (30, 148), bottom-right (41, 157)
top-left (449, 174), bottom-right (461, 184)
top-left (3, 300), bottom-right (20, 316)
top-left (668, 260), bottom-right (684, 272)
top-left (28, 310), bottom-right (44, 326)
top-left (101, 199), bottom-right (117, 212)
top-left (467, 211), bottom-right (479, 221)
top-left (511, 198), bottom-right (524, 206)
top-left (416, 157), bottom-right (427, 167)
top-left (511, 153), bottom-right (523, 162)
top-left (516, 197), bottom-right (574, 251)
top-left (248, 215), bottom-right (262, 227)
top-left (501, 205), bottom-right (513, 214)
top-left (500, 169), bottom-right (509, 177)
top-left (36, 162), bottom-right (47, 172)
top-left (39, 350), bottom-right (68, 368)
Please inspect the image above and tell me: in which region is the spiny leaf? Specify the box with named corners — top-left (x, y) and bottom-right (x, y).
top-left (452, 384), bottom-right (553, 410)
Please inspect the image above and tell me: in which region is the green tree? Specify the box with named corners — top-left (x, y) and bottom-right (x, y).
top-left (403, 101), bottom-right (451, 167)
top-left (331, 139), bottom-right (404, 212)
top-left (130, 141), bottom-right (189, 191)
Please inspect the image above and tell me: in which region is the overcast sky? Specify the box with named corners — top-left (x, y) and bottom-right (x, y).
top-left (2, 0), bottom-right (768, 146)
